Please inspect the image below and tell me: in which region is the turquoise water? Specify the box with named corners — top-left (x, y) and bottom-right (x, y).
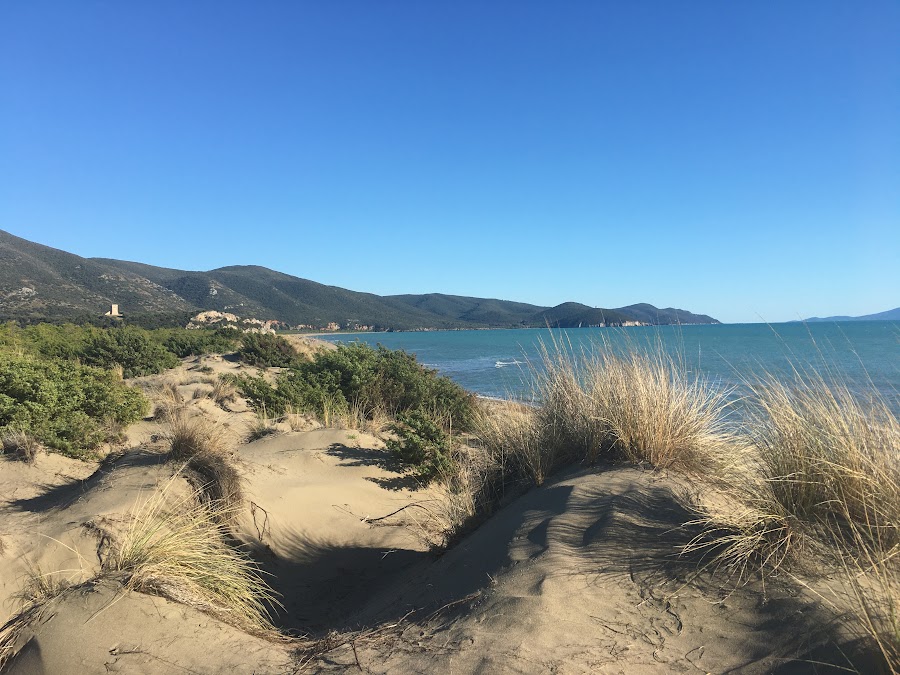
top-left (318, 322), bottom-right (900, 404)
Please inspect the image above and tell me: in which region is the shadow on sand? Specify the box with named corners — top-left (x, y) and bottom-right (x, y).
top-left (7, 450), bottom-right (166, 514)
top-left (249, 462), bottom-right (879, 672)
top-left (246, 527), bottom-right (433, 635)
top-left (324, 442), bottom-right (426, 491)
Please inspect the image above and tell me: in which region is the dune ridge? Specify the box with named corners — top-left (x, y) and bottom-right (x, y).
top-left (1, 339), bottom-right (896, 674)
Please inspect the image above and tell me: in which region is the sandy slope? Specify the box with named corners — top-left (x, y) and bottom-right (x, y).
top-left (315, 466), bottom-right (854, 674)
top-left (232, 429), bottom-right (437, 634)
top-left (0, 363), bottom-right (867, 674)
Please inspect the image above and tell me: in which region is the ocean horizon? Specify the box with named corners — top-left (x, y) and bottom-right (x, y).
top-left (317, 321), bottom-right (900, 405)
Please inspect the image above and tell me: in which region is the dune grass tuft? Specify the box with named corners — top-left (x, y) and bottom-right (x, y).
top-left (475, 400), bottom-right (543, 484)
top-left (282, 404), bottom-right (311, 432)
top-left (151, 380), bottom-right (185, 422)
top-left (209, 376), bottom-right (237, 408)
top-left (165, 411), bottom-right (243, 513)
top-left (103, 480), bottom-right (279, 634)
top-left (167, 409), bottom-right (223, 459)
top-left (692, 372), bottom-right (900, 577)
top-left (750, 373), bottom-right (899, 554)
top-left (0, 566), bottom-right (72, 669)
top-left (474, 331), bottom-right (898, 669)
top-left (680, 369), bottom-right (900, 671)
top-left (246, 410), bottom-right (278, 441)
top-left (582, 340), bottom-right (737, 471)
top-left (477, 334), bottom-right (737, 484)
top-left (1, 430), bottom-right (40, 463)
top-left (830, 497), bottom-right (900, 674)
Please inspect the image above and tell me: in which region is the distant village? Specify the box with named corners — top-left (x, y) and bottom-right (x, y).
top-left (102, 304), bottom-right (651, 334)
top-left (184, 310), bottom-right (373, 334)
top-left (99, 305), bottom-right (373, 334)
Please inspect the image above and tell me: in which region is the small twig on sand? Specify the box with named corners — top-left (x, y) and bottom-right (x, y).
top-left (351, 640), bottom-right (363, 671)
top-left (250, 501), bottom-right (270, 543)
top-left (363, 502), bottom-right (439, 524)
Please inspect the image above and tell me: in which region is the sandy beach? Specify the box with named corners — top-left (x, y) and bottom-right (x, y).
top-left (1, 343), bottom-right (885, 674)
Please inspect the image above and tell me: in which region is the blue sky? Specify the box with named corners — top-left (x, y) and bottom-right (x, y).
top-left (1, 2), bottom-right (898, 324)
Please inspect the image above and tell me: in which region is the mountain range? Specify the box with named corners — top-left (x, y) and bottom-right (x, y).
top-left (803, 307), bottom-right (900, 322)
top-left (0, 230), bottom-right (719, 330)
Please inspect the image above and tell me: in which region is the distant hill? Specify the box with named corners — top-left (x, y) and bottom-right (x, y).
top-left (0, 230), bottom-right (720, 329)
top-left (803, 307), bottom-right (900, 322)
top-left (527, 302), bottom-right (632, 327)
top-left (0, 230), bottom-right (194, 321)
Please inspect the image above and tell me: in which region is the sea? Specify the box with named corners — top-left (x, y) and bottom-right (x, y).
top-left (317, 322), bottom-right (900, 407)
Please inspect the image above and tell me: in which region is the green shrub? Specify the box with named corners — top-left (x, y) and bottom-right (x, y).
top-left (0, 322), bottom-right (91, 361)
top-left (0, 323), bottom-right (241, 374)
top-left (233, 342), bottom-right (475, 431)
top-left (386, 411), bottom-right (453, 481)
top-left (0, 355), bottom-right (149, 457)
top-left (237, 333), bottom-right (298, 368)
top-left (226, 373), bottom-right (284, 412)
top-left (80, 326), bottom-right (179, 377)
top-left (161, 328), bottom-right (241, 358)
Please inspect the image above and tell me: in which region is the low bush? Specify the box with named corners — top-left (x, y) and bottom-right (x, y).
top-left (237, 333), bottom-right (298, 368)
top-left (161, 328), bottom-right (241, 358)
top-left (387, 410), bottom-right (453, 481)
top-left (0, 322), bottom-right (241, 376)
top-left (80, 325), bottom-right (179, 377)
top-left (0, 355), bottom-right (148, 457)
top-left (0, 322), bottom-right (90, 361)
top-left (233, 342), bottom-right (475, 432)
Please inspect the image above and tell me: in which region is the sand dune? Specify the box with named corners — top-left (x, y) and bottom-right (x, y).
top-left (0, 362), bottom-right (872, 674)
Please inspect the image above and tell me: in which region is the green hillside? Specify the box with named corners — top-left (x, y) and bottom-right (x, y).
top-left (527, 303), bottom-right (633, 327)
top-left (0, 230), bottom-right (193, 321)
top-left (2, 230), bottom-right (720, 329)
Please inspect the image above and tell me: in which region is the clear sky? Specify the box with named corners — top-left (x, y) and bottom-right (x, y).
top-left (1, 2), bottom-right (898, 324)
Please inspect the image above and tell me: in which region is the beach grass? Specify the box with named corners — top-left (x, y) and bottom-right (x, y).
top-left (473, 333), bottom-right (899, 671)
top-left (477, 334), bottom-right (737, 480)
top-left (165, 410), bottom-right (243, 514)
top-left (1, 430), bottom-right (40, 463)
top-left (103, 479), bottom-right (279, 634)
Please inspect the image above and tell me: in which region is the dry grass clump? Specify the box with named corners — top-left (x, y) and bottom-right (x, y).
top-left (436, 441), bottom-right (511, 546)
top-left (103, 481), bottom-right (279, 634)
top-left (477, 336), bottom-right (897, 664)
top-left (167, 410), bottom-right (223, 459)
top-left (152, 380), bottom-right (185, 421)
top-left (531, 340), bottom-right (603, 473)
top-left (1, 430), bottom-right (40, 463)
top-left (831, 503), bottom-right (900, 673)
top-left (477, 336), bottom-right (736, 483)
top-left (2, 480), bottom-right (276, 667)
top-left (246, 410), bottom-right (279, 442)
top-left (475, 400), bottom-right (544, 484)
top-left (282, 404), bottom-right (310, 432)
top-left (165, 411), bottom-right (243, 513)
top-left (751, 374), bottom-right (899, 553)
top-left (682, 371), bottom-right (900, 671)
top-left (376, 439), bottom-right (509, 550)
top-left (583, 342), bottom-right (737, 471)
top-left (210, 377), bottom-right (237, 408)
top-left (695, 374), bottom-right (900, 577)
top-left (0, 566), bottom-right (72, 669)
